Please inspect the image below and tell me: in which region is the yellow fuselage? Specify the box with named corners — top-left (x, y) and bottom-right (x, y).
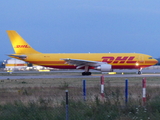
top-left (14, 53), bottom-right (157, 70)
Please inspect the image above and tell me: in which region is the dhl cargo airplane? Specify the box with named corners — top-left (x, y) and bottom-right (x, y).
top-left (6, 30), bottom-right (158, 75)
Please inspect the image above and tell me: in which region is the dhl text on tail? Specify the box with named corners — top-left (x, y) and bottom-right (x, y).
top-left (6, 30), bottom-right (158, 75)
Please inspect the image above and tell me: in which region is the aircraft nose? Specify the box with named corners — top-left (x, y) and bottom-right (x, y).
top-left (156, 59), bottom-right (158, 64)
top-left (155, 58), bottom-right (159, 65)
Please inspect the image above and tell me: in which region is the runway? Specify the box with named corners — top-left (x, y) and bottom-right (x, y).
top-left (1, 72), bottom-right (160, 80)
top-left (0, 68), bottom-right (160, 80)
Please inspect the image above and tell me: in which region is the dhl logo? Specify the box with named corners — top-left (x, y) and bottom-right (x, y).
top-left (14, 45), bottom-right (30, 48)
top-left (102, 56), bottom-right (137, 64)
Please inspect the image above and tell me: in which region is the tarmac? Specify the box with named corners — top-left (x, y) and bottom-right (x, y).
top-left (0, 69), bottom-right (160, 80)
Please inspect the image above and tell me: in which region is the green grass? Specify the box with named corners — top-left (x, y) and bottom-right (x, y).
top-left (0, 95), bottom-right (160, 120)
top-left (0, 74), bottom-right (160, 119)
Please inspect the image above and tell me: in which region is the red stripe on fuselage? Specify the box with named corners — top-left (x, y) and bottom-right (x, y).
top-left (112, 65), bottom-right (152, 69)
top-left (27, 61), bottom-right (65, 64)
top-left (145, 61), bottom-right (158, 64)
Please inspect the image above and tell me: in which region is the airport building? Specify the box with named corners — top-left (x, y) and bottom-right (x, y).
top-left (3, 58), bottom-right (51, 71)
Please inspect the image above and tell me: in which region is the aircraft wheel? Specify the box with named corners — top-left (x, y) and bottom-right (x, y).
top-left (138, 71), bottom-right (141, 75)
top-left (82, 72), bottom-right (86, 75)
top-left (88, 72), bottom-right (92, 75)
top-left (82, 72), bottom-right (92, 76)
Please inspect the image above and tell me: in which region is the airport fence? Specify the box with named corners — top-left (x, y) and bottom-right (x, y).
top-left (0, 77), bottom-right (160, 119)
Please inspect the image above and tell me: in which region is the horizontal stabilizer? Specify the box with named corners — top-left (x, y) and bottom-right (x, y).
top-left (8, 54), bottom-right (27, 59)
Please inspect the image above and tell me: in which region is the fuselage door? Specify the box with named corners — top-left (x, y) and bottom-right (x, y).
top-left (138, 55), bottom-right (144, 64)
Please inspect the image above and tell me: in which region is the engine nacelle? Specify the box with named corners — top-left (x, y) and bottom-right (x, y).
top-left (95, 64), bottom-right (112, 72)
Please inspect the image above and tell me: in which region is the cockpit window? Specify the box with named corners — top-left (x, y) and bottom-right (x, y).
top-left (148, 57), bottom-right (153, 59)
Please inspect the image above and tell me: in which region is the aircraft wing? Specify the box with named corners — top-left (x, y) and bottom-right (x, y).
top-left (61, 58), bottom-right (105, 68)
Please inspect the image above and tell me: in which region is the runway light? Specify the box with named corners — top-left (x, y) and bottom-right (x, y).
top-left (136, 63), bottom-right (139, 66)
top-left (108, 72), bottom-right (116, 74)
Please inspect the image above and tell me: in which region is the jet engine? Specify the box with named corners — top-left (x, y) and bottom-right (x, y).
top-left (95, 64), bottom-right (112, 72)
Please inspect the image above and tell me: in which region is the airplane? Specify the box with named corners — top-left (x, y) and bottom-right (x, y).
top-left (6, 30), bottom-right (158, 75)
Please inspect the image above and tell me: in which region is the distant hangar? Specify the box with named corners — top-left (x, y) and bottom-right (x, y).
top-left (2, 58), bottom-right (52, 71)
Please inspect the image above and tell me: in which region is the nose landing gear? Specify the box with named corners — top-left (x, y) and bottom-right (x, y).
top-left (138, 68), bottom-right (142, 75)
top-left (138, 71), bottom-right (142, 74)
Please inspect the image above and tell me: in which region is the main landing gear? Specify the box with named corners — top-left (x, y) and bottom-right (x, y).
top-left (82, 66), bottom-right (92, 76)
top-left (82, 72), bottom-right (92, 75)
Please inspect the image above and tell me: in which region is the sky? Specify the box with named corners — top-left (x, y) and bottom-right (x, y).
top-left (1, 0), bottom-right (160, 60)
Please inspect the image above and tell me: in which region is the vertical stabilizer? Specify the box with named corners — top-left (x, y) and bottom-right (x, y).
top-left (6, 30), bottom-right (41, 54)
